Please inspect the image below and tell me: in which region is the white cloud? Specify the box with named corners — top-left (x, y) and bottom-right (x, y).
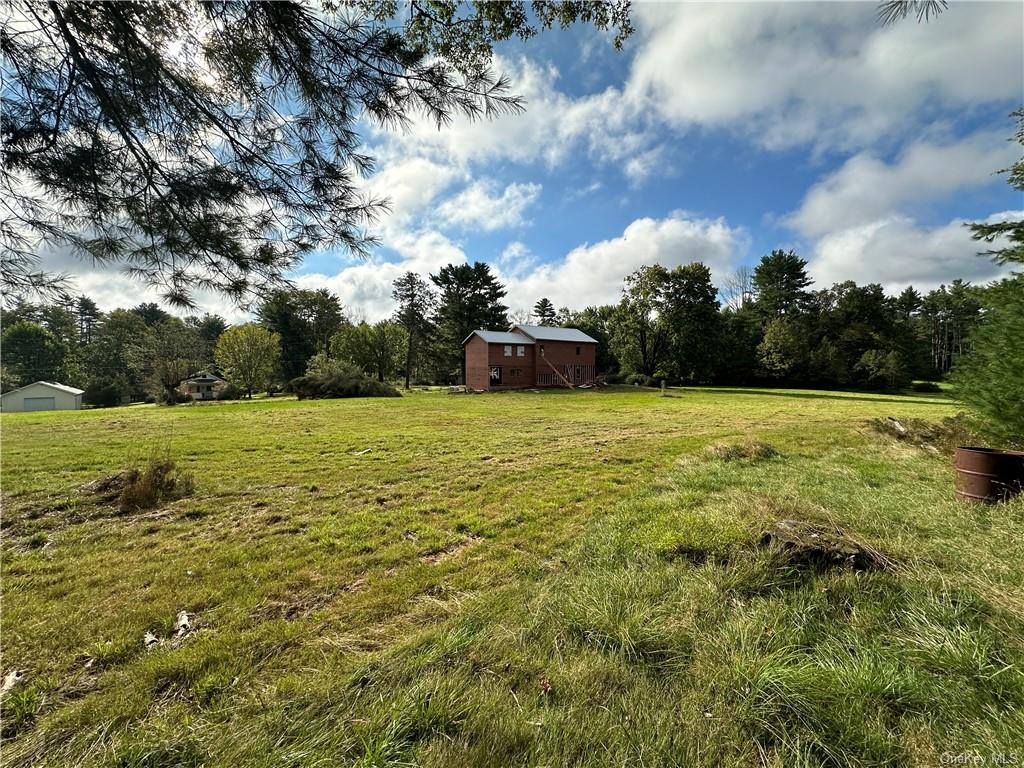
top-left (363, 156), bottom-right (462, 232)
top-left (295, 229), bottom-right (469, 320)
top-left (807, 211), bottom-right (1019, 293)
top-left (625, 2), bottom-right (1023, 151)
top-left (293, 212), bottom-right (746, 322)
top-left (499, 212), bottom-right (746, 310)
top-left (496, 241), bottom-right (539, 278)
top-left (437, 180), bottom-right (542, 231)
top-left (366, 55), bottom-right (664, 185)
top-left (789, 133), bottom-right (1017, 237)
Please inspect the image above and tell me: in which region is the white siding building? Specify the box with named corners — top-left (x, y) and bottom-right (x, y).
top-left (1, 381), bottom-right (84, 412)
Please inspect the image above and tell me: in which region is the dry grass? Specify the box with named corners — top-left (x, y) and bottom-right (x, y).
top-left (117, 456), bottom-right (195, 513)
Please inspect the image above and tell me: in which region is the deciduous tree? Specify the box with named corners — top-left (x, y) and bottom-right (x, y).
top-left (135, 318), bottom-right (204, 403)
top-left (1, 321), bottom-right (67, 387)
top-left (331, 321), bottom-right (406, 383)
top-left (608, 266), bottom-right (671, 378)
top-left (214, 324), bottom-right (281, 399)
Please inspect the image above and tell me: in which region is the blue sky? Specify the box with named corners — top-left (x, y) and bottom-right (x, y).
top-left (79, 2), bottom-right (1024, 321)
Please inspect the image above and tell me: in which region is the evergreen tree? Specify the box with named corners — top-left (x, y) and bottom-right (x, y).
top-left (954, 277), bottom-right (1024, 445)
top-left (257, 289), bottom-right (346, 381)
top-left (86, 309), bottom-right (151, 400)
top-left (893, 286), bottom-right (923, 320)
top-left (533, 298), bottom-right (557, 326)
top-left (132, 302), bottom-right (171, 327)
top-left (957, 110), bottom-right (1024, 443)
top-left (969, 109), bottom-right (1024, 268)
top-left (186, 314), bottom-right (229, 366)
top-left (75, 296), bottom-right (103, 345)
top-left (392, 272), bottom-right (437, 389)
top-left (431, 262), bottom-right (509, 383)
top-left (753, 250), bottom-right (813, 319)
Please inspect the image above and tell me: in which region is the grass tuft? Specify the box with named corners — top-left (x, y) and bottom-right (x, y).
top-left (117, 456), bottom-right (194, 514)
top-left (706, 440), bottom-right (780, 462)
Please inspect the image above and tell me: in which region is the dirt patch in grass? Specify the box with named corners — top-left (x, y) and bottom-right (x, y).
top-left (759, 519), bottom-right (894, 573)
top-left (868, 413), bottom-right (980, 456)
top-left (421, 535), bottom-right (484, 564)
top-left (77, 471), bottom-right (135, 498)
top-left (255, 579), bottom-right (368, 621)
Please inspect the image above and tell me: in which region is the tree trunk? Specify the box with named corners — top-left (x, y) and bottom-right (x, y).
top-left (405, 333), bottom-right (413, 390)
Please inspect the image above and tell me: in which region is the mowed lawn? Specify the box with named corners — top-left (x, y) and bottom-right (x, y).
top-left (2, 387), bottom-right (1023, 767)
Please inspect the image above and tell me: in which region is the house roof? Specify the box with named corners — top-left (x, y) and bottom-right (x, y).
top-left (183, 371), bottom-right (225, 384)
top-left (1, 380), bottom-right (85, 397)
top-left (513, 325), bottom-right (599, 344)
top-left (462, 330), bottom-right (535, 346)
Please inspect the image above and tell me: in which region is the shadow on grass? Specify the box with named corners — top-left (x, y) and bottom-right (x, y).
top-left (687, 386), bottom-right (955, 407)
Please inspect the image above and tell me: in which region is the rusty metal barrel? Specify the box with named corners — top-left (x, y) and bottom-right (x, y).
top-left (955, 447), bottom-right (1024, 503)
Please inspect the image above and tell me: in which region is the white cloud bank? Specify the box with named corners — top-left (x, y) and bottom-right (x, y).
top-left (627, 2), bottom-right (1022, 151)
top-left (807, 211), bottom-right (1021, 294)
top-left (789, 134), bottom-right (1019, 238)
top-left (292, 212), bottom-right (746, 321)
top-left (790, 132), bottom-right (1021, 293)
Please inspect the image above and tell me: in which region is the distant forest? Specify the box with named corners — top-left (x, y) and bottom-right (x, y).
top-left (0, 249), bottom-right (996, 405)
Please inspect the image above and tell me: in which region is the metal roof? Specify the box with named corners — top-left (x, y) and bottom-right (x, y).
top-left (1, 380), bottom-right (85, 397)
top-left (513, 325), bottom-right (599, 343)
top-left (463, 330), bottom-right (535, 345)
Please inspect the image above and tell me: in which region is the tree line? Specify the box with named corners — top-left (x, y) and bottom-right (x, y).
top-left (0, 251), bottom-right (997, 404)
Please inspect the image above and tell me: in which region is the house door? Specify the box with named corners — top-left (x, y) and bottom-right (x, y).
top-left (489, 366), bottom-right (502, 385)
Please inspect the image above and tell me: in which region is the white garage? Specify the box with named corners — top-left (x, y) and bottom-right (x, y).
top-left (1, 381), bottom-right (84, 412)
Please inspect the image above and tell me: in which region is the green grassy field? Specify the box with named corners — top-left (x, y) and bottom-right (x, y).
top-left (2, 387), bottom-right (1022, 767)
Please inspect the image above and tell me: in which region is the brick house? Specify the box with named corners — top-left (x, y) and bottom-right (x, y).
top-left (463, 324), bottom-right (599, 391)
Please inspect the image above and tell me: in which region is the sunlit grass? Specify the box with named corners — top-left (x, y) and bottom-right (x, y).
top-left (2, 387), bottom-right (1021, 766)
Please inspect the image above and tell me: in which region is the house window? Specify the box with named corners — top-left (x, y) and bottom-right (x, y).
top-left (540, 344), bottom-right (545, 357)
top-left (576, 346), bottom-right (581, 355)
top-left (516, 345), bottom-right (525, 357)
top-left (503, 345), bottom-right (512, 357)
top-left (489, 366), bottom-right (502, 384)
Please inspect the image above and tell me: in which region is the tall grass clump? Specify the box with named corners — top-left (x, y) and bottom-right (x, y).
top-left (118, 456), bottom-right (195, 513)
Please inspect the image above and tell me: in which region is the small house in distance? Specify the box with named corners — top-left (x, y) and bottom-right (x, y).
top-left (179, 371), bottom-right (226, 401)
top-left (0, 381), bottom-right (84, 412)
top-left (463, 324), bottom-right (598, 391)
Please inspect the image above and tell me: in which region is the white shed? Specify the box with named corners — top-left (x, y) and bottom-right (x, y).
top-left (1, 381), bottom-right (84, 412)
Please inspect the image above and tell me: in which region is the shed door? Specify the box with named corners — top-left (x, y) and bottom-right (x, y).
top-left (23, 397), bottom-right (56, 411)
